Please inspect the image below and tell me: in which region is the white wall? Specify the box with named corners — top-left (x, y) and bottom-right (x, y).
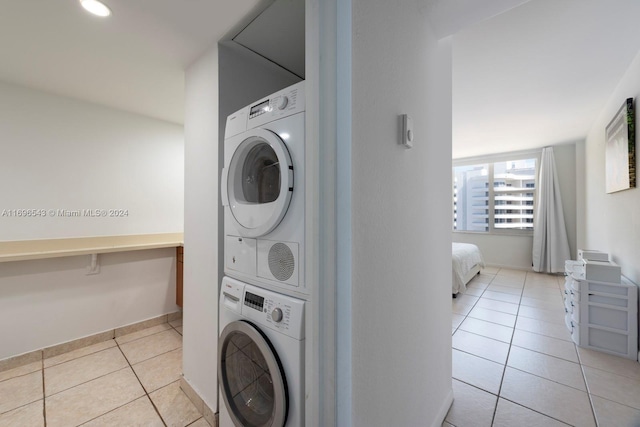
top-left (583, 50), bottom-right (640, 284)
top-left (453, 143), bottom-right (577, 269)
top-left (0, 82), bottom-right (183, 361)
top-left (576, 140), bottom-right (587, 250)
top-left (183, 45), bottom-right (221, 410)
top-left (304, 0), bottom-right (339, 423)
top-left (348, 1), bottom-right (453, 424)
top-left (0, 249), bottom-right (179, 360)
top-left (0, 81), bottom-right (183, 241)
top-left (453, 232), bottom-right (533, 270)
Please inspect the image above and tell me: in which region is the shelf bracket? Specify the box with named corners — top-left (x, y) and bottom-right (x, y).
top-left (86, 253), bottom-right (100, 275)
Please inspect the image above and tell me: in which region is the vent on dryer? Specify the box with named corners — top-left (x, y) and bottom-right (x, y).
top-left (268, 243), bottom-right (295, 281)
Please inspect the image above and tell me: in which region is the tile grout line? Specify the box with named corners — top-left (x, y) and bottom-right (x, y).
top-left (41, 350), bottom-right (47, 427)
top-left (41, 345), bottom-right (132, 399)
top-left (58, 332), bottom-right (181, 427)
top-left (503, 364), bottom-right (593, 394)
top-left (576, 344), bottom-right (599, 426)
top-left (489, 268), bottom-right (525, 426)
top-left (448, 271), bottom-right (494, 426)
top-left (0, 320), bottom-right (182, 426)
top-left (497, 396), bottom-right (573, 426)
top-left (116, 325), bottom-right (174, 347)
top-left (477, 278), bottom-right (590, 388)
top-left (114, 339), bottom-right (169, 427)
top-left (44, 342), bottom-right (118, 370)
top-left (561, 271), bottom-right (599, 426)
top-left (453, 269), bottom-right (638, 426)
top-left (45, 332), bottom-right (176, 425)
top-left (453, 268), bottom-right (520, 425)
top-left (169, 322), bottom-right (183, 336)
top-left (515, 272), bottom-right (598, 425)
top-left (185, 418), bottom-right (208, 427)
top-left (70, 368), bottom-right (157, 426)
top-left (452, 280), bottom-right (486, 333)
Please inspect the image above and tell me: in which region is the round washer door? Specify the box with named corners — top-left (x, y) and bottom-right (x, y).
top-left (218, 320), bottom-right (288, 427)
top-left (225, 129), bottom-right (293, 238)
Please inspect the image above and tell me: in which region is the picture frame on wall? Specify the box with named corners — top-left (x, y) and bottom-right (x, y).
top-left (605, 97), bottom-right (636, 193)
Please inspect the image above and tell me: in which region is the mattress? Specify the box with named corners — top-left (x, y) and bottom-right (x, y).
top-left (452, 242), bottom-right (485, 294)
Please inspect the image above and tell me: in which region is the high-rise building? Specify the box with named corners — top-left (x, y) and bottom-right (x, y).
top-left (453, 159), bottom-right (536, 232)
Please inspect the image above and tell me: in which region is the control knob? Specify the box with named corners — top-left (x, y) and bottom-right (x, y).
top-left (271, 307), bottom-right (283, 323)
top-left (277, 96), bottom-right (289, 110)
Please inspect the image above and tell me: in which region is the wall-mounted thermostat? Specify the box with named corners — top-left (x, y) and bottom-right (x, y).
top-left (401, 114), bottom-right (414, 148)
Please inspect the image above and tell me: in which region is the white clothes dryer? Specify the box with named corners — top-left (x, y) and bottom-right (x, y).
top-left (218, 276), bottom-right (305, 427)
top-left (222, 82), bottom-right (306, 297)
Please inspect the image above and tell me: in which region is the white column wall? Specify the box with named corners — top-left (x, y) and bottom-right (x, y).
top-left (183, 45), bottom-right (221, 409)
top-left (349, 1), bottom-right (453, 425)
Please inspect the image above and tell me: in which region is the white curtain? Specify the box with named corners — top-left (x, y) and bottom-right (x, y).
top-left (532, 147), bottom-right (571, 273)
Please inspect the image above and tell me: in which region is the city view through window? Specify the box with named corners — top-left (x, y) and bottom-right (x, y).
top-left (453, 158), bottom-right (537, 232)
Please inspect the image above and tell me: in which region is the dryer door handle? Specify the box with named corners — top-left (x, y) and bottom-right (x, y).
top-left (221, 167), bottom-right (229, 206)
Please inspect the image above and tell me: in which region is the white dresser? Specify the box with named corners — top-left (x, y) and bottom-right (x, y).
top-left (564, 255), bottom-right (638, 360)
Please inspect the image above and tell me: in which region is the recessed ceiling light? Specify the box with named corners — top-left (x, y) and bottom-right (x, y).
top-left (79, 0), bottom-right (112, 17)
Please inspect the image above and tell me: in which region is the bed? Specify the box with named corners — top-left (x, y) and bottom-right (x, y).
top-left (452, 242), bottom-right (485, 296)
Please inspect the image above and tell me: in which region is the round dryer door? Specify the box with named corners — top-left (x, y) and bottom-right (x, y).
top-left (224, 129), bottom-right (293, 238)
top-left (218, 320), bottom-right (288, 427)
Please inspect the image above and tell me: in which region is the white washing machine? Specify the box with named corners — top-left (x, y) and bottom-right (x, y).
top-left (218, 276), bottom-right (305, 427)
top-left (222, 82), bottom-right (306, 297)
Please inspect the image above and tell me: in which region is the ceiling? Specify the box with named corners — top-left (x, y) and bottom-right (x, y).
top-left (453, 0), bottom-right (640, 158)
top-left (1, 0), bottom-right (639, 157)
top-left (0, 0), bottom-right (262, 124)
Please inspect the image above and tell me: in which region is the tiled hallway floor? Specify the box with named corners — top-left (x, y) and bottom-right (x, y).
top-left (0, 318), bottom-right (209, 427)
top-left (445, 267), bottom-right (640, 427)
top-left (4, 269), bottom-right (640, 427)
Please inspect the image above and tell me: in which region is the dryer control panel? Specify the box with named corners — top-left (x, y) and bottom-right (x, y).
top-left (224, 81), bottom-right (305, 139)
top-left (246, 81), bottom-right (305, 129)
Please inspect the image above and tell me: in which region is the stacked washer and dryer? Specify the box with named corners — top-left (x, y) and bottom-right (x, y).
top-left (218, 82), bottom-right (307, 427)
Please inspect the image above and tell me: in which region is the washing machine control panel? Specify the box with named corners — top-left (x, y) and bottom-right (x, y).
top-left (244, 292), bottom-right (292, 328)
top-left (243, 291), bottom-right (265, 311)
top-left (265, 299), bottom-right (292, 328)
top-left (239, 283), bottom-right (306, 340)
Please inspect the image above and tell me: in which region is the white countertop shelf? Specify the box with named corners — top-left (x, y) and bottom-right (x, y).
top-left (0, 233), bottom-right (184, 263)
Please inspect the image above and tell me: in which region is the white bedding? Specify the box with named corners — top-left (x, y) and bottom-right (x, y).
top-left (452, 242), bottom-right (485, 294)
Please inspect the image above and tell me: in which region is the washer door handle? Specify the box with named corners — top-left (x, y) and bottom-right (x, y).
top-left (221, 167), bottom-right (229, 206)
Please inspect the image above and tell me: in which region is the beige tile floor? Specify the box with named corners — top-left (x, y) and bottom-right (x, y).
top-left (4, 270), bottom-right (640, 427)
top-left (446, 267), bottom-right (640, 427)
top-left (0, 317), bottom-right (208, 427)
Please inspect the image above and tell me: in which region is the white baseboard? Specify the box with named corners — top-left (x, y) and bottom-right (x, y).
top-left (180, 376), bottom-right (217, 426)
top-left (485, 263), bottom-right (533, 272)
top-left (432, 386), bottom-right (454, 427)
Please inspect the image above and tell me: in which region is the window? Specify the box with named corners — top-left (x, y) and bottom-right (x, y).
top-left (453, 157), bottom-right (537, 233)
